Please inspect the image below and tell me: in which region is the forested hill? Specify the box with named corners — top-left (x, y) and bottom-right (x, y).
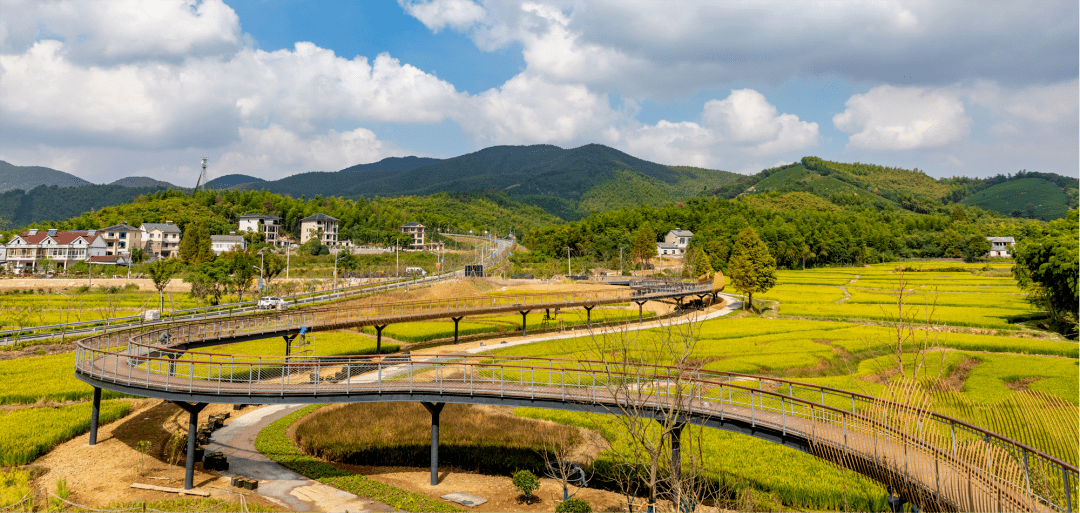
top-left (717, 157), bottom-right (1078, 221)
top-left (0, 160), bottom-right (91, 192)
top-left (0, 184), bottom-right (171, 231)
top-left (204, 174), bottom-right (265, 189)
top-left (235, 144), bottom-right (742, 220)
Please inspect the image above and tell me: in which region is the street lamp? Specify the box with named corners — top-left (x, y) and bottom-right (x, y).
top-left (254, 247), bottom-right (268, 298)
top-left (333, 250), bottom-right (345, 291)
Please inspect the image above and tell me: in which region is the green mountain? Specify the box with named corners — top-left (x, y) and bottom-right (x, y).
top-left (960, 177), bottom-right (1070, 221)
top-left (0, 160), bottom-right (91, 192)
top-left (204, 174), bottom-right (265, 190)
top-left (111, 176), bottom-right (177, 188)
top-left (239, 144), bottom-right (740, 219)
top-left (0, 184), bottom-right (171, 231)
top-left (725, 157), bottom-right (1077, 219)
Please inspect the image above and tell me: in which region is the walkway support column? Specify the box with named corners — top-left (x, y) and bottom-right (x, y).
top-left (670, 423), bottom-right (685, 482)
top-left (88, 387), bottom-right (102, 445)
top-left (422, 402), bottom-right (445, 486)
top-left (519, 311), bottom-right (530, 336)
top-left (451, 317), bottom-right (463, 344)
top-left (374, 325), bottom-right (386, 354)
top-left (584, 306), bottom-right (594, 328)
top-left (635, 300), bottom-right (647, 323)
top-left (174, 402), bottom-right (208, 490)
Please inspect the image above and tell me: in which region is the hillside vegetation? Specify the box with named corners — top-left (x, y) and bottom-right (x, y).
top-left (960, 178), bottom-right (1070, 221)
top-left (232, 144), bottom-right (740, 220)
top-left (0, 161), bottom-right (91, 193)
top-left (725, 157), bottom-right (1076, 220)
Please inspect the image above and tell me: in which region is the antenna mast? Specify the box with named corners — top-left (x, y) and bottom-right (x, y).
top-left (193, 156), bottom-right (208, 194)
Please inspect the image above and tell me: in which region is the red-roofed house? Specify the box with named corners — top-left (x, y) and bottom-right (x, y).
top-left (5, 228), bottom-right (107, 273)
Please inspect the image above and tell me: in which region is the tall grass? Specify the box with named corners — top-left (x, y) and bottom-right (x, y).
top-left (0, 352), bottom-right (127, 405)
top-left (0, 401), bottom-right (131, 465)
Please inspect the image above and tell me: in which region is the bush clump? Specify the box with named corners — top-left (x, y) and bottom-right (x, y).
top-left (512, 469), bottom-right (540, 502)
top-left (556, 497), bottom-right (591, 512)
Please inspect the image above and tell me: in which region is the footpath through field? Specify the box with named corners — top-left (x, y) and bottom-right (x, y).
top-left (208, 294), bottom-right (741, 512)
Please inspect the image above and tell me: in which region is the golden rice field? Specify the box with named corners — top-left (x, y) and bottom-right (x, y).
top-left (0, 401), bottom-right (132, 466)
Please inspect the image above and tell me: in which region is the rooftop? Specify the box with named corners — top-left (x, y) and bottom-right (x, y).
top-left (300, 213), bottom-right (339, 222)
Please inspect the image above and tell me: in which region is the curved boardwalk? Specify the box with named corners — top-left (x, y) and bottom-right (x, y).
top-left (75, 285), bottom-right (1077, 512)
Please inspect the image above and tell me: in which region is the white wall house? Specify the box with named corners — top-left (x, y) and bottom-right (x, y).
top-left (657, 228), bottom-right (693, 256)
top-left (986, 237), bottom-right (1016, 257)
top-left (300, 213), bottom-right (339, 246)
top-left (5, 229), bottom-right (107, 273)
top-left (211, 233), bottom-right (246, 255)
top-left (239, 214), bottom-right (283, 246)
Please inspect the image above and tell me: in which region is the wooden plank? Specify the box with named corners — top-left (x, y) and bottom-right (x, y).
top-left (130, 483), bottom-right (210, 496)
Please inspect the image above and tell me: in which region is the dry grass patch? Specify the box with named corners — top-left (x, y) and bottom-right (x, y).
top-left (295, 403), bottom-right (581, 476)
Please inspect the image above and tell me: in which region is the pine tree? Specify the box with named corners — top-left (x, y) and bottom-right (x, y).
top-left (179, 223), bottom-right (214, 265)
top-left (631, 221), bottom-right (656, 268)
top-left (729, 226), bottom-right (777, 311)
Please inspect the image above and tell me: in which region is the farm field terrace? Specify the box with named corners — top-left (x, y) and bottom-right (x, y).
top-left (0, 287), bottom-right (201, 329)
top-left (479, 262), bottom-right (1076, 510)
top-left (758, 263), bottom-right (1043, 330)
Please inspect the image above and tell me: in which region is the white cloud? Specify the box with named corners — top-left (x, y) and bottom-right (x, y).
top-left (432, 1), bottom-right (1077, 96)
top-left (216, 125), bottom-right (396, 179)
top-left (617, 89), bottom-right (819, 169)
top-left (833, 86), bottom-right (970, 150)
top-left (399, 0), bottom-right (487, 32)
top-left (456, 73), bottom-right (622, 146)
top-left (0, 0), bottom-right (242, 64)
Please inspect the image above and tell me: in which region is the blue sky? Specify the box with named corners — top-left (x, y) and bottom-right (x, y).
top-left (0, 0), bottom-right (1076, 184)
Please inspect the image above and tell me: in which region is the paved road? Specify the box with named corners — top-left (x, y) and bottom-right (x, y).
top-left (203, 294), bottom-right (739, 512)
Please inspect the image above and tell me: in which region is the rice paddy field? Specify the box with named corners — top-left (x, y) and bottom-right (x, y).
top-left (0, 287), bottom-right (200, 329)
top-left (480, 261), bottom-right (1078, 510)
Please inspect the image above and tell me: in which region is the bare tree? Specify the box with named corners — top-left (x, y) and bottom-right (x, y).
top-left (587, 316), bottom-right (718, 512)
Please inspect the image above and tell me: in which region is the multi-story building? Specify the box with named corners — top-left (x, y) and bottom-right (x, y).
top-left (141, 222), bottom-right (182, 258)
top-left (657, 228), bottom-right (693, 256)
top-left (400, 222), bottom-right (426, 250)
top-left (99, 222), bottom-right (142, 257)
top-left (210, 233), bottom-right (246, 255)
top-left (238, 214), bottom-right (283, 246)
top-left (4, 229), bottom-right (107, 273)
top-left (299, 213), bottom-right (339, 246)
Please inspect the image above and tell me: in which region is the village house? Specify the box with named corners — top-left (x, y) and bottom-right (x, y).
top-left (4, 229), bottom-right (107, 273)
top-left (98, 222), bottom-right (142, 257)
top-left (210, 232), bottom-right (246, 255)
top-left (238, 214), bottom-right (283, 246)
top-left (986, 237), bottom-right (1016, 258)
top-left (300, 213), bottom-right (339, 246)
top-left (657, 228), bottom-right (693, 256)
top-left (400, 222), bottom-right (426, 250)
top-left (141, 222), bottom-right (182, 258)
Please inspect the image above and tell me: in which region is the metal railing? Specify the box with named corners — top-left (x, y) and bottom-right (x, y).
top-left (72, 285), bottom-right (1076, 513)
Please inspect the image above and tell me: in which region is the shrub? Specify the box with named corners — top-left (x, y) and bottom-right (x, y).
top-left (556, 497), bottom-right (592, 512)
top-left (512, 470), bottom-right (540, 500)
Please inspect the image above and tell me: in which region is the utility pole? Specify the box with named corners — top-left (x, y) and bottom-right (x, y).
top-left (285, 243), bottom-right (290, 280)
top-left (567, 247), bottom-right (571, 277)
top-left (333, 250), bottom-right (341, 291)
top-left (619, 247), bottom-right (624, 276)
top-left (395, 243), bottom-right (399, 278)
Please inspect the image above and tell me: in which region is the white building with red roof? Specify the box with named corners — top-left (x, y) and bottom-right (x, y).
top-left (5, 228), bottom-right (107, 273)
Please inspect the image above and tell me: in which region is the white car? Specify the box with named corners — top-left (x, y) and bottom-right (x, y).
top-left (257, 296), bottom-right (287, 310)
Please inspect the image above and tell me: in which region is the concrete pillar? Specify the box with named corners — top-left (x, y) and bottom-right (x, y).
top-left (88, 387), bottom-right (102, 445)
top-left (174, 402), bottom-right (208, 490)
top-left (422, 402), bottom-right (445, 486)
top-left (375, 325), bottom-right (386, 354)
top-left (452, 317), bottom-right (463, 344)
top-left (670, 423), bottom-right (685, 482)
